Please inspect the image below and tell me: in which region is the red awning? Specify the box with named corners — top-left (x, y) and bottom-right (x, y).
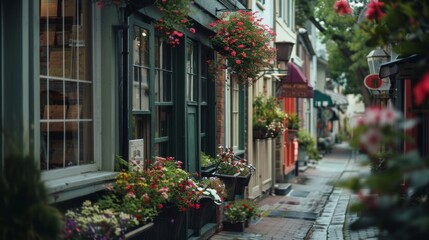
top-left (280, 62), bottom-right (314, 98)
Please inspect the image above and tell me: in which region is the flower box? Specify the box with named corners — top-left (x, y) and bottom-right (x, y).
top-left (212, 172), bottom-right (239, 201)
top-left (222, 221), bottom-right (245, 232)
top-left (147, 204), bottom-right (186, 240)
top-left (125, 222), bottom-right (155, 240)
top-left (234, 173), bottom-right (252, 196)
top-left (189, 197), bottom-right (217, 234)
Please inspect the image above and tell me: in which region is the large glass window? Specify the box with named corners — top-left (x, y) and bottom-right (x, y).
top-left (132, 26), bottom-right (150, 111)
top-left (231, 79), bottom-right (244, 151)
top-left (154, 36), bottom-right (173, 157)
top-left (131, 24), bottom-right (151, 163)
top-left (39, 0), bottom-right (93, 171)
top-left (186, 41), bottom-right (198, 102)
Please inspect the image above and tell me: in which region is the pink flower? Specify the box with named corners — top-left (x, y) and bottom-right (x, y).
top-left (237, 44), bottom-right (245, 48)
top-left (365, 0), bottom-right (385, 21)
top-left (97, 0), bottom-right (103, 8)
top-left (237, 21), bottom-right (243, 26)
top-left (241, 52), bottom-right (247, 58)
top-left (359, 128), bottom-right (381, 154)
top-left (231, 50), bottom-right (237, 57)
top-left (189, 28), bottom-right (196, 33)
top-left (236, 59), bottom-right (241, 64)
top-left (334, 0), bottom-right (352, 15)
top-left (413, 71), bottom-right (429, 105)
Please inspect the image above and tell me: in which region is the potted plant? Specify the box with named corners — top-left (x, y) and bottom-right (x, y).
top-left (208, 11), bottom-right (276, 85)
top-left (213, 146), bottom-right (255, 201)
top-left (200, 152), bottom-right (217, 177)
top-left (222, 201), bottom-right (247, 232)
top-left (253, 95), bottom-right (288, 139)
top-left (297, 130), bottom-right (316, 167)
top-left (287, 113), bottom-right (300, 140)
top-left (189, 178), bottom-right (225, 234)
top-left (234, 199), bottom-right (262, 227)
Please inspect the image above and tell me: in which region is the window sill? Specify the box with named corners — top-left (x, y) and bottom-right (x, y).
top-left (44, 171), bottom-right (117, 203)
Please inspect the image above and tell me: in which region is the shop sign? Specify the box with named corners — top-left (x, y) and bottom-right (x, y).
top-left (281, 82), bottom-right (313, 98)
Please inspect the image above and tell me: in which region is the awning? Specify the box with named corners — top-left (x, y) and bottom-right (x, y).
top-left (325, 90), bottom-right (348, 106)
top-left (279, 62), bottom-right (314, 98)
top-left (314, 90), bottom-right (333, 107)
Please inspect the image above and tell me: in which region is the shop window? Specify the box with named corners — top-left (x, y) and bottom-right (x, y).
top-left (186, 41), bottom-right (198, 102)
top-left (132, 26), bottom-right (150, 111)
top-left (131, 24), bottom-right (152, 163)
top-left (154, 36), bottom-right (173, 157)
top-left (39, 0), bottom-right (93, 171)
top-left (231, 79), bottom-right (244, 152)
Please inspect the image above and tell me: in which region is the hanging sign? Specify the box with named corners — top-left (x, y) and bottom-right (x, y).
top-left (281, 82), bottom-right (314, 98)
top-left (364, 74), bottom-right (382, 90)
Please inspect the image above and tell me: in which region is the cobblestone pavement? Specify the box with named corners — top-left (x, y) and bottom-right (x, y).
top-left (209, 143), bottom-right (379, 240)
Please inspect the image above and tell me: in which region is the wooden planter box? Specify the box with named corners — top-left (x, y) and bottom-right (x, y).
top-left (142, 204), bottom-right (186, 240)
top-left (189, 197), bottom-right (217, 236)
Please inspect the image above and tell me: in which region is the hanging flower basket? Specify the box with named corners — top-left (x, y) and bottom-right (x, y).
top-left (287, 129), bottom-right (298, 140)
top-left (208, 11), bottom-right (276, 85)
top-left (253, 126), bottom-right (268, 139)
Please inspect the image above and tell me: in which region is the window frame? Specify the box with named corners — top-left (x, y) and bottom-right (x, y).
top-left (39, 0), bottom-right (100, 181)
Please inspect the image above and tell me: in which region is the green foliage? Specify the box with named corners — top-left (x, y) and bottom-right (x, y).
top-left (0, 154), bottom-right (63, 240)
top-left (297, 130), bottom-right (314, 148)
top-left (253, 95), bottom-right (288, 137)
top-left (297, 130), bottom-right (322, 160)
top-left (287, 113), bottom-right (300, 130)
top-left (201, 152), bottom-right (216, 167)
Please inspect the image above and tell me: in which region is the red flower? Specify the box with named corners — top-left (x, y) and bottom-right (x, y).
top-left (413, 72), bottom-right (429, 105)
top-left (365, 0), bottom-right (385, 21)
top-left (231, 51), bottom-right (237, 57)
top-left (236, 59), bottom-right (241, 64)
top-left (189, 28), bottom-right (196, 33)
top-left (195, 203), bottom-right (200, 209)
top-left (334, 0), bottom-right (352, 16)
top-left (158, 203), bottom-right (164, 209)
top-left (181, 207), bottom-right (187, 212)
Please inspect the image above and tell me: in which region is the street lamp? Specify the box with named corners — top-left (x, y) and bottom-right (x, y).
top-left (275, 41), bottom-right (295, 62)
top-left (366, 48), bottom-right (391, 106)
top-left (367, 48), bottom-right (390, 74)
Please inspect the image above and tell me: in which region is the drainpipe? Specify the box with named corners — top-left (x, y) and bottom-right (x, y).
top-left (271, 1), bottom-right (277, 195)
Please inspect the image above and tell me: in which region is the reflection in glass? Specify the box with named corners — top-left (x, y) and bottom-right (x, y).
top-left (155, 106), bottom-right (170, 138)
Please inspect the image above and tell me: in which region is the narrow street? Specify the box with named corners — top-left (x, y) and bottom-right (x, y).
top-left (210, 143), bottom-right (378, 240)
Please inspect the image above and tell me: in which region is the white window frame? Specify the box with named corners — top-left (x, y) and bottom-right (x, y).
top-left (39, 1), bottom-right (108, 199)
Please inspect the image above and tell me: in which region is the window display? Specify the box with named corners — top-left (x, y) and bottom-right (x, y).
top-left (39, 0), bottom-right (93, 170)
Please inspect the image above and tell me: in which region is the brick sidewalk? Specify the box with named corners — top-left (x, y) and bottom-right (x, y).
top-left (210, 143), bottom-right (360, 240)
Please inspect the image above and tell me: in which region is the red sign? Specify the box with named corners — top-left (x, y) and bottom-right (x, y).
top-left (364, 74), bottom-right (382, 90)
